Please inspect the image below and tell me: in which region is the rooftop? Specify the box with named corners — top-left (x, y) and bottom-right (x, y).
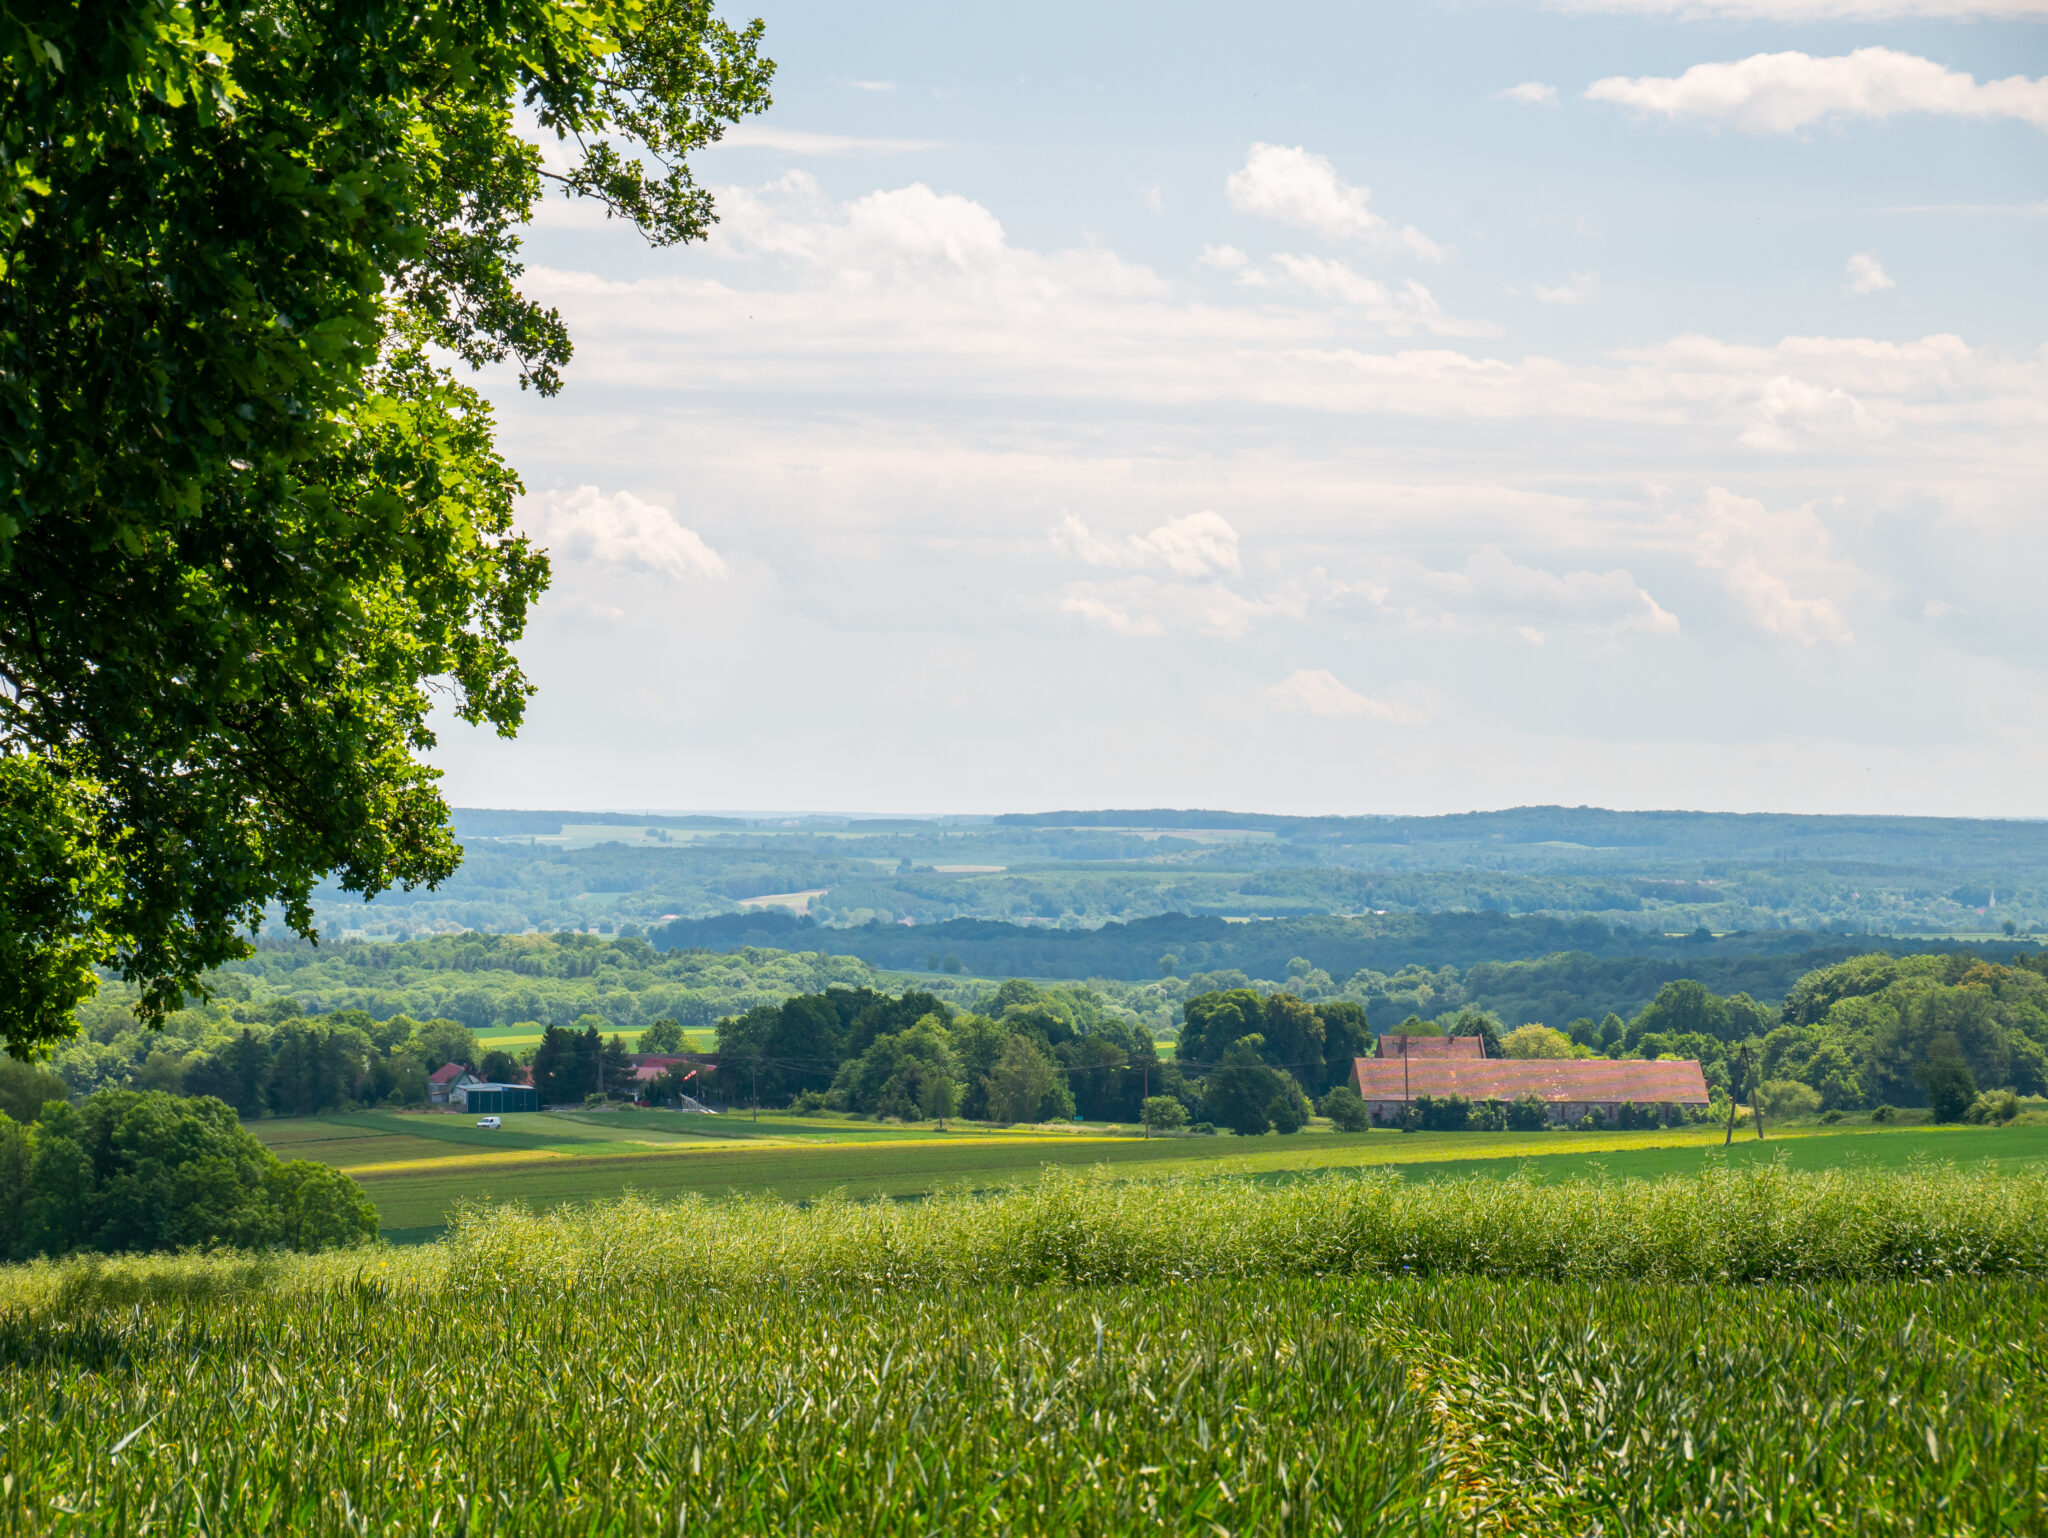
top-left (1353, 1057), bottom-right (1710, 1104)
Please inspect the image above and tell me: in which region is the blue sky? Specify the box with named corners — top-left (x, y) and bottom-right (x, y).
top-left (438, 0), bottom-right (2048, 817)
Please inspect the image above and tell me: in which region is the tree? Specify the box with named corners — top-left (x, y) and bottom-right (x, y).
top-left (830, 1015), bottom-right (959, 1121)
top-left (1444, 1009), bottom-right (1504, 1060)
top-left (1178, 989), bottom-right (1265, 1067)
top-left (410, 1019), bottom-right (480, 1074)
top-left (984, 1034), bottom-right (1060, 1125)
top-left (531, 1024), bottom-right (580, 1106)
top-left (1503, 1024), bottom-right (1575, 1059)
top-left (1314, 1002), bottom-right (1373, 1090)
top-left (1918, 1047), bottom-right (1977, 1123)
top-left (0, 1055), bottom-right (66, 1122)
top-left (1, 1090), bottom-right (376, 1259)
top-left (639, 1017), bottom-right (686, 1055)
top-left (573, 1019), bottom-right (606, 1099)
top-left (1203, 1037), bottom-right (1283, 1137)
top-left (0, 1), bottom-right (775, 1057)
top-left (1267, 1076), bottom-right (1310, 1134)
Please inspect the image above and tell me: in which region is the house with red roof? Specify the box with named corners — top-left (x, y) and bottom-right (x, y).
top-left (427, 1061), bottom-right (478, 1106)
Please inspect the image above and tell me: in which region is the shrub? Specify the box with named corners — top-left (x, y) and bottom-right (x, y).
top-left (1965, 1090), bottom-right (2019, 1125)
top-left (1761, 1080), bottom-right (1822, 1119)
top-left (1141, 1095), bottom-right (1188, 1132)
top-left (1467, 1098), bottom-right (1507, 1132)
top-left (1268, 1086), bottom-right (1308, 1135)
top-left (1821, 1109), bottom-right (1843, 1124)
top-left (1919, 1057), bottom-right (1978, 1123)
top-left (1507, 1094), bottom-right (1551, 1131)
top-left (790, 1089), bottom-right (829, 1115)
top-left (1871, 1105), bottom-right (1896, 1123)
top-left (1319, 1086), bottom-right (1370, 1132)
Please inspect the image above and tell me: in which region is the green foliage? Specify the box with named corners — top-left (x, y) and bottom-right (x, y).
top-left (0, 1055), bottom-right (65, 1123)
top-left (982, 1034), bottom-right (1063, 1125)
top-left (1319, 1085), bottom-right (1371, 1132)
top-left (639, 1017), bottom-right (685, 1054)
top-left (1503, 1024), bottom-right (1575, 1059)
top-left (1140, 1094), bottom-right (1188, 1131)
top-left (1966, 1090), bottom-right (2020, 1125)
top-left (1919, 1052), bottom-right (1978, 1123)
top-left (1202, 1037), bottom-right (1290, 1137)
top-left (1760, 1080), bottom-right (1822, 1118)
top-left (0, 0), bottom-right (774, 1052)
top-left (829, 1015), bottom-right (959, 1121)
top-left (0, 1090), bottom-right (373, 1259)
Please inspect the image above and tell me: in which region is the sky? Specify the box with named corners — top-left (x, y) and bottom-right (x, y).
top-left (435, 0), bottom-right (2048, 818)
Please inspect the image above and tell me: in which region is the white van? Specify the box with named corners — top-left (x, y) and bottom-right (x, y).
top-left (475, 1116), bottom-right (502, 1130)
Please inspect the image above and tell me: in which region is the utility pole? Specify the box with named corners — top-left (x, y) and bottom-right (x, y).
top-left (1724, 1043), bottom-right (1750, 1148)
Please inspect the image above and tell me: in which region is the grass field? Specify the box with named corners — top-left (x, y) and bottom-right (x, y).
top-left (4, 1166), bottom-right (2045, 1534)
top-left (247, 1108), bottom-right (2048, 1236)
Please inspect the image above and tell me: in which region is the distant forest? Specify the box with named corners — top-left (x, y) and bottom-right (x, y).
top-left (289, 805), bottom-right (2048, 943)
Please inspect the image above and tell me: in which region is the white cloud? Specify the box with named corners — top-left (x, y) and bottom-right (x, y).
top-left (717, 125), bottom-right (944, 154)
top-left (1269, 670), bottom-right (1424, 723)
top-left (1198, 244), bottom-right (1268, 285)
top-left (1546, 0), bottom-right (2048, 16)
top-left (1225, 143), bottom-right (1447, 262)
top-left (1344, 549), bottom-right (1680, 639)
top-left (1271, 255), bottom-right (1499, 336)
top-left (1500, 82), bottom-right (1560, 107)
top-left (1061, 577), bottom-right (1296, 639)
top-left (1845, 252), bottom-right (1896, 295)
top-left (1586, 49), bottom-right (2048, 134)
top-left (1140, 184), bottom-right (1165, 215)
top-left (1530, 271), bottom-right (1599, 306)
top-left (1053, 511), bottom-right (1241, 577)
top-left (1682, 487), bottom-right (1854, 646)
top-left (521, 487), bottom-right (729, 582)
top-left (846, 80), bottom-right (897, 93)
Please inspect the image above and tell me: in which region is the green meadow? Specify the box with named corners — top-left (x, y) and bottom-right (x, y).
top-left (245, 1109), bottom-right (2048, 1236)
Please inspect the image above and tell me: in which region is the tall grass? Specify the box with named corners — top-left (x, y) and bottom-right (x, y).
top-left (1, 1267), bottom-right (2041, 1533)
top-left (443, 1162), bottom-right (2048, 1292)
top-left (2, 1167), bottom-right (2046, 1531)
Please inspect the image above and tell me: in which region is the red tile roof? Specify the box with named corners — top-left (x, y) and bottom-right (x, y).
top-left (427, 1062), bottom-right (471, 1084)
top-left (1352, 1057), bottom-right (1710, 1104)
top-left (1377, 1035), bottom-right (1483, 1059)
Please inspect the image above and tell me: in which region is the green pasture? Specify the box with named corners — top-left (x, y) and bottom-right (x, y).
top-left (250, 1107), bottom-right (2048, 1237)
top-left (469, 1024), bottom-right (719, 1053)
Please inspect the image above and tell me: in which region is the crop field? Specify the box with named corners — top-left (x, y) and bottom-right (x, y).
top-left (469, 1023), bottom-right (719, 1054)
top-left (2, 1166), bottom-right (2044, 1534)
top-left (245, 1110), bottom-right (2048, 1237)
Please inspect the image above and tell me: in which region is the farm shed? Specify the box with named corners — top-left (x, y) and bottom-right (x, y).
top-left (1351, 1057), bottom-right (1710, 1126)
top-left (457, 1083), bottom-right (540, 1114)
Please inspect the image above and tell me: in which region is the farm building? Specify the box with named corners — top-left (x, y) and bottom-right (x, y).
top-left (1351, 1057), bottom-right (1710, 1126)
top-left (427, 1062), bottom-right (478, 1105)
top-left (456, 1082), bottom-right (540, 1114)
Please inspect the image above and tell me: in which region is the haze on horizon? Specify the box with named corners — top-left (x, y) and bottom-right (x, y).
top-left (435, 0), bottom-right (2048, 821)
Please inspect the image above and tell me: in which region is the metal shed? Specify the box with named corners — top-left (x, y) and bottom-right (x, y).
top-left (458, 1084), bottom-right (540, 1114)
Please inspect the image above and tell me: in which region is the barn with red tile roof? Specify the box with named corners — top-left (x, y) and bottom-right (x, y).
top-left (1351, 1057), bottom-right (1710, 1127)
